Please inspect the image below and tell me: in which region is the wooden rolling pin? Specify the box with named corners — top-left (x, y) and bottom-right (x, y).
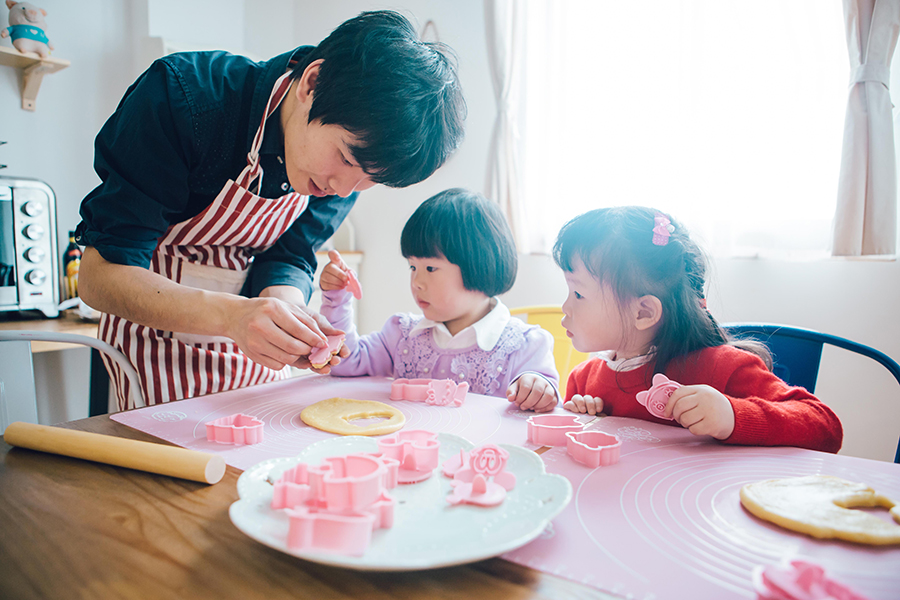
top-left (4, 422), bottom-right (226, 484)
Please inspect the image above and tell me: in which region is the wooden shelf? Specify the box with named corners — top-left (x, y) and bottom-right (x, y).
top-left (0, 45), bottom-right (69, 111)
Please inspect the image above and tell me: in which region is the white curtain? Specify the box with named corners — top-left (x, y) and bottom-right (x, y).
top-left (514, 2), bottom-right (854, 258)
top-left (833, 0), bottom-right (900, 256)
top-left (483, 0), bottom-right (529, 251)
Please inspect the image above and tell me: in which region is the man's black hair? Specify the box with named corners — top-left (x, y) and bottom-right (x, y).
top-left (401, 188), bottom-right (517, 297)
top-left (292, 10), bottom-right (466, 188)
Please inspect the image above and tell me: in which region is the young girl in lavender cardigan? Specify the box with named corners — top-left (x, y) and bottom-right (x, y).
top-left (319, 188), bottom-right (560, 412)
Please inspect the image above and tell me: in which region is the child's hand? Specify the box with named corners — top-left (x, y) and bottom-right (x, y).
top-left (563, 394), bottom-right (604, 415)
top-left (507, 374), bottom-right (558, 412)
top-left (319, 249), bottom-right (350, 292)
top-left (664, 384), bottom-right (735, 440)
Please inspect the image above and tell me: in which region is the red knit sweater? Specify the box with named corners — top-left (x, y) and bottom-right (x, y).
top-left (566, 345), bottom-right (843, 453)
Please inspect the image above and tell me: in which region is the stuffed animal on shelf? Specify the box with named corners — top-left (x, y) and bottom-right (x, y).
top-left (1, 0), bottom-right (54, 59)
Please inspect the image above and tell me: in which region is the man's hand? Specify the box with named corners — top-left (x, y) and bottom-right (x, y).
top-left (664, 384), bottom-right (735, 440)
top-left (507, 374), bottom-right (558, 412)
top-left (563, 394), bottom-right (604, 415)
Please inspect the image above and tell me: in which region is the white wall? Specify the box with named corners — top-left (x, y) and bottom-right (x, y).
top-left (2, 0), bottom-right (897, 462)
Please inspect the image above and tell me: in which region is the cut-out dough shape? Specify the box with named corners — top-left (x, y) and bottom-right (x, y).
top-left (740, 475), bottom-right (900, 546)
top-left (300, 397), bottom-right (406, 436)
top-left (309, 334), bottom-right (345, 369)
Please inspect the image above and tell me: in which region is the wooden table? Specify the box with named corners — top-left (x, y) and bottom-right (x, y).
top-left (0, 310), bottom-right (109, 416)
top-left (0, 415), bottom-right (612, 600)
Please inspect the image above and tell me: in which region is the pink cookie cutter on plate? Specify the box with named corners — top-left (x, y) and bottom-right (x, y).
top-left (377, 430), bottom-right (440, 484)
top-left (345, 269), bottom-right (363, 300)
top-left (308, 334), bottom-right (345, 367)
top-left (390, 378), bottom-right (468, 407)
top-left (752, 559), bottom-right (871, 600)
top-left (285, 489), bottom-right (394, 556)
top-left (271, 453), bottom-right (396, 512)
top-left (526, 413), bottom-right (585, 446)
top-left (446, 444), bottom-right (517, 507)
top-left (272, 452), bottom-right (397, 556)
top-left (635, 373), bottom-right (681, 420)
top-left (566, 430), bottom-right (622, 468)
top-left (205, 413), bottom-right (264, 445)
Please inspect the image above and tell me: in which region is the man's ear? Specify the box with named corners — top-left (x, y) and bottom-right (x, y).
top-left (296, 59), bottom-right (324, 103)
top-left (633, 295), bottom-right (662, 331)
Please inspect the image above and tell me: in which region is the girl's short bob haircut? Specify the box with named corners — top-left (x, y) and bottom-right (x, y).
top-left (401, 188), bottom-right (517, 297)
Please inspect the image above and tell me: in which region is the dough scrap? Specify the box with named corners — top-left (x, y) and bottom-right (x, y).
top-left (300, 397), bottom-right (406, 436)
top-left (740, 475), bottom-right (900, 546)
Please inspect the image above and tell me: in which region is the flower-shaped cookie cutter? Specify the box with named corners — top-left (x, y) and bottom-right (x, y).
top-left (377, 429), bottom-right (440, 484)
top-left (446, 444), bottom-right (517, 507)
top-left (285, 489), bottom-right (394, 556)
top-left (205, 413), bottom-right (264, 445)
top-left (389, 378), bottom-right (468, 407)
top-left (635, 373), bottom-right (681, 420)
top-left (566, 430), bottom-right (622, 468)
top-left (752, 559), bottom-right (870, 600)
top-left (309, 334), bottom-right (346, 368)
top-left (526, 413), bottom-right (585, 446)
top-left (271, 453), bottom-right (396, 512)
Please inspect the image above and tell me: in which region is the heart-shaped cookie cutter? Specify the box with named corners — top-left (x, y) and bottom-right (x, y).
top-left (526, 413), bottom-right (585, 446)
top-left (205, 413), bottom-right (264, 445)
top-left (389, 378), bottom-right (468, 407)
top-left (566, 430), bottom-right (622, 468)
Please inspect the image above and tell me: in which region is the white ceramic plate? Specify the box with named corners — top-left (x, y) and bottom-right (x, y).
top-left (229, 433), bottom-right (572, 571)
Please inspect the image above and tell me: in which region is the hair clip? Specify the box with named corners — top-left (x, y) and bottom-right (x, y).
top-left (699, 297), bottom-right (707, 310)
top-left (652, 213), bottom-right (675, 246)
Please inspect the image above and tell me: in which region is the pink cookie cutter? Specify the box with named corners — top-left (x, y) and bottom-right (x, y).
top-left (752, 559), bottom-right (870, 600)
top-left (446, 444), bottom-right (517, 506)
top-left (309, 333), bottom-right (345, 367)
top-left (635, 373), bottom-right (681, 420)
top-left (272, 452), bottom-right (398, 556)
top-left (390, 378), bottom-right (468, 407)
top-left (377, 430), bottom-right (440, 484)
top-left (526, 413), bottom-right (585, 446)
top-left (271, 453), bottom-right (396, 512)
top-left (566, 430), bottom-right (622, 468)
top-left (345, 269), bottom-right (362, 300)
top-left (285, 490), bottom-right (394, 556)
top-left (205, 413), bottom-right (264, 445)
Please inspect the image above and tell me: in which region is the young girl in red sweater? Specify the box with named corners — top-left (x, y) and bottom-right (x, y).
top-left (556, 206), bottom-right (842, 453)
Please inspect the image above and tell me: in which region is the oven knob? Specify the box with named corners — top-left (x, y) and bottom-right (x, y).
top-left (25, 269), bottom-right (46, 286)
top-left (21, 201), bottom-right (44, 217)
top-left (24, 247), bottom-right (45, 263)
top-left (23, 224), bottom-right (44, 240)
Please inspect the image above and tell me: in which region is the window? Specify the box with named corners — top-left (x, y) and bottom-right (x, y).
top-left (518, 1), bottom-right (848, 258)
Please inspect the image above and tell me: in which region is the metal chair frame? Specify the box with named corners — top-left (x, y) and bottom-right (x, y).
top-left (724, 323), bottom-right (900, 464)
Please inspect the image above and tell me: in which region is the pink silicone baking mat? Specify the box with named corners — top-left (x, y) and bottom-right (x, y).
top-left (110, 375), bottom-right (541, 471)
top-left (502, 417), bottom-right (900, 600)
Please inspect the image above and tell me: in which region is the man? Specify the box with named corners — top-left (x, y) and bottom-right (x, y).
top-left (76, 11), bottom-right (466, 408)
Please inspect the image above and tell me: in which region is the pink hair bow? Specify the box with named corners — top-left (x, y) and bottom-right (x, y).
top-left (652, 213), bottom-right (675, 246)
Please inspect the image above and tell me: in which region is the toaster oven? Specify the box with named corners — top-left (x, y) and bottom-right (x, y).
top-left (0, 175), bottom-right (60, 317)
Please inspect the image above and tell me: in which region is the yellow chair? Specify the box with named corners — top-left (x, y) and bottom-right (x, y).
top-left (509, 305), bottom-right (589, 386)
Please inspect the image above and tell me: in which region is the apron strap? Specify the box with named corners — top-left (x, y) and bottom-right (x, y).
top-left (236, 71), bottom-right (295, 192)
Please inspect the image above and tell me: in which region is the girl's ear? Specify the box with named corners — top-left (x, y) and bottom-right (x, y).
top-left (632, 295), bottom-right (662, 331)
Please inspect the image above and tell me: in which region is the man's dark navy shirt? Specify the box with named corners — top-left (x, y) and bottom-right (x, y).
top-left (75, 47), bottom-right (357, 302)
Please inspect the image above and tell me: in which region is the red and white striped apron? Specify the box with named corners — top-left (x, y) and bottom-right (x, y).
top-left (101, 72), bottom-right (309, 410)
